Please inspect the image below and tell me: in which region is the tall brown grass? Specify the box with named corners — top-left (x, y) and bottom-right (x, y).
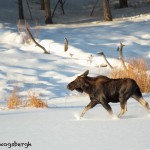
top-left (28, 92), bottom-right (48, 108)
top-left (7, 88), bottom-right (21, 109)
top-left (111, 58), bottom-right (150, 93)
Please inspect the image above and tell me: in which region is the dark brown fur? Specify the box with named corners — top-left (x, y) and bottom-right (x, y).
top-left (67, 70), bottom-right (150, 118)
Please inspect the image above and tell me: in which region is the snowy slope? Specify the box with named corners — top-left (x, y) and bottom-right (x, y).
top-left (0, 19), bottom-right (150, 101)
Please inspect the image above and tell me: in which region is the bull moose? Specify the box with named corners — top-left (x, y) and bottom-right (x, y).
top-left (67, 70), bottom-right (150, 118)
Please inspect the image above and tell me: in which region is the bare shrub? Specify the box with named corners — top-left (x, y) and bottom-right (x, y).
top-left (28, 92), bottom-right (48, 108)
top-left (110, 58), bottom-right (150, 93)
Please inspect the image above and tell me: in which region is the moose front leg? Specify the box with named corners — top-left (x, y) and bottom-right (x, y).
top-left (118, 102), bottom-right (127, 118)
top-left (80, 101), bottom-right (97, 118)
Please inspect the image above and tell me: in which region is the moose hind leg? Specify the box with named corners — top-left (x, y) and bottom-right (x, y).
top-left (118, 102), bottom-right (127, 118)
top-left (132, 87), bottom-right (150, 112)
top-left (80, 101), bottom-right (97, 118)
top-left (132, 94), bottom-right (150, 112)
top-left (139, 98), bottom-right (150, 111)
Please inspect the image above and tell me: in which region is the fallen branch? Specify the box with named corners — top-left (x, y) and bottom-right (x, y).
top-left (97, 52), bottom-right (113, 69)
top-left (25, 26), bottom-right (50, 54)
top-left (100, 64), bottom-right (107, 67)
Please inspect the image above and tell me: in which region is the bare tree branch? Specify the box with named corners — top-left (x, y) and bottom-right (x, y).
top-left (26, 0), bottom-right (33, 20)
top-left (90, 0), bottom-right (98, 16)
top-left (25, 25), bottom-right (50, 54)
top-left (52, 0), bottom-right (59, 18)
top-left (97, 52), bottom-right (113, 69)
top-left (52, 0), bottom-right (66, 18)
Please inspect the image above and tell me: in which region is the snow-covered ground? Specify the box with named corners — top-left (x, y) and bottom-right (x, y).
top-left (0, 0), bottom-right (150, 150)
top-left (0, 95), bottom-right (150, 150)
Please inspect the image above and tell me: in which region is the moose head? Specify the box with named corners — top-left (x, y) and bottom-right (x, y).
top-left (67, 70), bottom-right (89, 93)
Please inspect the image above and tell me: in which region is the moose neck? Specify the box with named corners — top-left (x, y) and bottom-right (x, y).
top-left (82, 76), bottom-right (95, 94)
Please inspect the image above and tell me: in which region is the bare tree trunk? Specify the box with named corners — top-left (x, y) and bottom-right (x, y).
top-left (118, 42), bottom-right (127, 69)
top-left (102, 0), bottom-right (112, 21)
top-left (64, 37), bottom-right (68, 52)
top-left (18, 0), bottom-right (24, 20)
top-left (119, 0), bottom-right (128, 8)
top-left (44, 0), bottom-right (53, 24)
top-left (41, 0), bottom-right (45, 10)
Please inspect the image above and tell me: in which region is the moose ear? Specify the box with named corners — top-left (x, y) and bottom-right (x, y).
top-left (80, 70), bottom-right (89, 77)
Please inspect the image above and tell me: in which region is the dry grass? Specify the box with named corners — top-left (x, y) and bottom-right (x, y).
top-left (110, 58), bottom-right (150, 93)
top-left (28, 92), bottom-right (48, 108)
top-left (7, 88), bottom-right (48, 109)
top-left (7, 89), bottom-right (21, 109)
